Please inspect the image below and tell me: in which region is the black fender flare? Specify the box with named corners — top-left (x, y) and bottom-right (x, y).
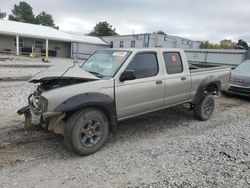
top-left (55, 93), bottom-right (117, 133)
top-left (192, 75), bottom-right (221, 105)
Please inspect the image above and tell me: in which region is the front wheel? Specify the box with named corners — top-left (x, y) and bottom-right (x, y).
top-left (193, 94), bottom-right (215, 121)
top-left (64, 108), bottom-right (109, 156)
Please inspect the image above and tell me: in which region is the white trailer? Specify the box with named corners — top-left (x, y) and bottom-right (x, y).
top-left (102, 33), bottom-right (201, 50)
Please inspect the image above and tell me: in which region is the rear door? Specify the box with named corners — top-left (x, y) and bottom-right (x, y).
top-left (115, 52), bottom-right (165, 119)
top-left (163, 51), bottom-right (191, 105)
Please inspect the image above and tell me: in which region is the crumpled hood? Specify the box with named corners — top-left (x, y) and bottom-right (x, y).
top-left (30, 62), bottom-right (100, 82)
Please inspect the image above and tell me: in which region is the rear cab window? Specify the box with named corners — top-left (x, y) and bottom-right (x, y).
top-left (163, 52), bottom-right (183, 74)
top-left (126, 52), bottom-right (159, 79)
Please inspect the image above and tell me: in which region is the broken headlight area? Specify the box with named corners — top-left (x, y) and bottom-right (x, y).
top-left (28, 92), bottom-right (48, 114)
top-left (28, 92), bottom-right (48, 125)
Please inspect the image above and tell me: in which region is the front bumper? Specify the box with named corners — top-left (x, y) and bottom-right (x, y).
top-left (225, 84), bottom-right (250, 97)
top-left (17, 105), bottom-right (30, 115)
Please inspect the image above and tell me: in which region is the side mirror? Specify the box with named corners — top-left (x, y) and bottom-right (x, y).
top-left (120, 70), bottom-right (136, 82)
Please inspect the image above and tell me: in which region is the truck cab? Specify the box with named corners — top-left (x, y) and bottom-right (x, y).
top-left (113, 49), bottom-right (191, 119)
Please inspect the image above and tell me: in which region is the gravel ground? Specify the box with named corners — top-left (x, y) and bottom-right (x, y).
top-left (0, 67), bottom-right (46, 78)
top-left (0, 81), bottom-right (249, 187)
top-left (0, 81), bottom-right (35, 127)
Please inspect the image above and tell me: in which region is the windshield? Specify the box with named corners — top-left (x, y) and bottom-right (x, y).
top-left (235, 62), bottom-right (250, 73)
top-left (81, 50), bottom-right (132, 78)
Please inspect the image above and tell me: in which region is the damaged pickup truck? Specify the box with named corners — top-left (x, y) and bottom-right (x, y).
top-left (18, 48), bottom-right (231, 155)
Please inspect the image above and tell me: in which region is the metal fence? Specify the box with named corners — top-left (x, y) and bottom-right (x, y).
top-left (185, 49), bottom-right (247, 66)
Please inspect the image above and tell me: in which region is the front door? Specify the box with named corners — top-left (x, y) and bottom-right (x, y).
top-left (115, 52), bottom-right (165, 120)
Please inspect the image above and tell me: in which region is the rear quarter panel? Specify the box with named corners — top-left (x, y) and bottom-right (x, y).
top-left (190, 67), bottom-right (231, 99)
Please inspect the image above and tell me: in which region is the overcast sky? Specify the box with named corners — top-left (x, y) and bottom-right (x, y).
top-left (1, 0), bottom-right (250, 42)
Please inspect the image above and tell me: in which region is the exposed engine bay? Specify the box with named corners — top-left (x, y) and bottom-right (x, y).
top-left (33, 78), bottom-right (92, 93)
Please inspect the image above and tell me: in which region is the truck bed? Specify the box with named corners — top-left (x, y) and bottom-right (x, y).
top-left (189, 62), bottom-right (231, 73)
top-left (189, 65), bottom-right (230, 74)
top-left (188, 63), bottom-right (231, 98)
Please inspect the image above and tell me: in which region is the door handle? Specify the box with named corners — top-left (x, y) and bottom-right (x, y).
top-left (156, 80), bottom-right (163, 85)
top-left (181, 77), bottom-right (186, 81)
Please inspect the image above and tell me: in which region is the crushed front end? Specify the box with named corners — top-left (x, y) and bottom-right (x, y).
top-left (17, 90), bottom-right (50, 131)
top-left (17, 81), bottom-right (66, 134)
top-left (18, 89), bottom-right (66, 134)
top-left (17, 62), bottom-right (100, 134)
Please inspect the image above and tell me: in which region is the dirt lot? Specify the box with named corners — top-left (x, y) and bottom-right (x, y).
top-left (0, 80), bottom-right (249, 188)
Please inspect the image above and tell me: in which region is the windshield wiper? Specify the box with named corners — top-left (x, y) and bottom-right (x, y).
top-left (87, 71), bottom-right (103, 78)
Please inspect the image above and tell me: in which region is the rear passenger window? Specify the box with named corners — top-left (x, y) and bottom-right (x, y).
top-left (126, 53), bottom-right (158, 79)
top-left (163, 52), bottom-right (183, 74)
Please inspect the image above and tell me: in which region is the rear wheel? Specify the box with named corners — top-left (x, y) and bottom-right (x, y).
top-left (64, 108), bottom-right (109, 156)
top-left (193, 94), bottom-right (215, 121)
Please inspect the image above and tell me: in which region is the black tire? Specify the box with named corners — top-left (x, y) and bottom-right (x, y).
top-left (64, 108), bottom-right (109, 156)
top-left (193, 94), bottom-right (215, 121)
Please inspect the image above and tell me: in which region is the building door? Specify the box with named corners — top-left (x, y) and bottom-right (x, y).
top-left (53, 41), bottom-right (63, 57)
top-left (34, 40), bottom-right (45, 55)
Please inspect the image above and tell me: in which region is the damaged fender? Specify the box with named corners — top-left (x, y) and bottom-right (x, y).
top-left (55, 92), bottom-right (118, 133)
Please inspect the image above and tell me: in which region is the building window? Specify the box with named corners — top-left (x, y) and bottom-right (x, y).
top-left (54, 45), bottom-right (62, 51)
top-left (143, 34), bottom-right (150, 47)
top-left (14, 38), bottom-right (24, 48)
top-left (110, 41), bottom-right (113, 48)
top-left (164, 36), bottom-right (167, 41)
top-left (189, 42), bottom-right (193, 48)
top-left (35, 40), bottom-right (44, 49)
top-left (134, 35), bottom-right (139, 40)
top-left (131, 41), bottom-right (135, 48)
top-left (144, 42), bottom-right (149, 47)
top-left (54, 42), bottom-right (62, 51)
top-left (120, 41), bottom-right (124, 48)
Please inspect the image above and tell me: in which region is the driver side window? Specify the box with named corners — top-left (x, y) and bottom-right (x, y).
top-left (126, 52), bottom-right (158, 79)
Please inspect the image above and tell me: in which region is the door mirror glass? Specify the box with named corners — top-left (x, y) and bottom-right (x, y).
top-left (120, 70), bottom-right (136, 82)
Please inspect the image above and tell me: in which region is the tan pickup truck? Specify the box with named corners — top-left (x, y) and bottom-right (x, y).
top-left (18, 48), bottom-right (231, 155)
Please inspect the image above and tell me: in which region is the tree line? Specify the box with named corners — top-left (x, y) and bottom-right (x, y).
top-left (0, 1), bottom-right (249, 49)
top-left (200, 39), bottom-right (249, 50)
top-left (0, 2), bottom-right (58, 29)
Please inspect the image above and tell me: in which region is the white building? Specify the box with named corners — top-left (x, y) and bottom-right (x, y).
top-left (102, 33), bottom-right (201, 49)
top-left (0, 19), bottom-right (108, 59)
